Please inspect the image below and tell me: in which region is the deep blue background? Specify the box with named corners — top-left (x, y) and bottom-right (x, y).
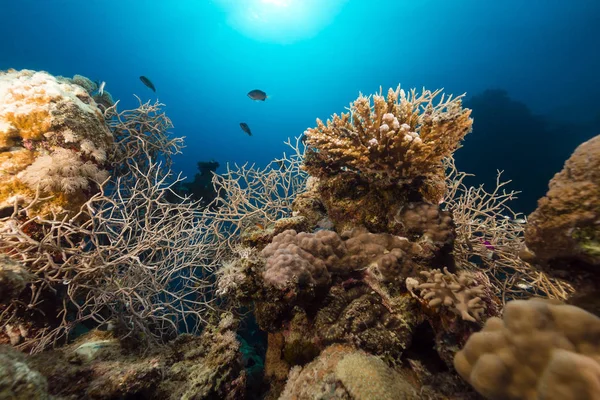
top-left (1, 0), bottom-right (599, 213)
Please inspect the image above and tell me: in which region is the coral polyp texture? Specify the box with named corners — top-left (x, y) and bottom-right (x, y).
top-left (524, 134), bottom-right (600, 272)
top-left (304, 86), bottom-right (472, 190)
top-left (0, 69), bottom-right (113, 218)
top-left (410, 267), bottom-right (486, 322)
top-left (454, 298), bottom-right (600, 400)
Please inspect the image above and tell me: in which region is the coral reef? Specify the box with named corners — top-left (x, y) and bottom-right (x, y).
top-left (4, 72), bottom-right (596, 400)
top-left (0, 75), bottom-right (213, 353)
top-left (298, 86), bottom-right (472, 234)
top-left (454, 298), bottom-right (600, 400)
top-left (0, 69), bottom-right (114, 218)
top-left (524, 134), bottom-right (600, 271)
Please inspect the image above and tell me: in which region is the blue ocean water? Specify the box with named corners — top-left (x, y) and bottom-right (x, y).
top-left (2, 0), bottom-right (598, 213)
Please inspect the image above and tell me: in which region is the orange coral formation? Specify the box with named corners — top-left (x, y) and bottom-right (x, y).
top-left (304, 86), bottom-right (472, 187)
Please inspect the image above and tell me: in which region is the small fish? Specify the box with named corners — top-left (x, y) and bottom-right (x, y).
top-left (240, 122), bottom-right (252, 136)
top-left (247, 89), bottom-right (267, 101)
top-left (98, 81), bottom-right (106, 96)
top-left (502, 215), bottom-right (527, 224)
top-left (139, 76), bottom-right (156, 92)
top-left (255, 223), bottom-right (265, 230)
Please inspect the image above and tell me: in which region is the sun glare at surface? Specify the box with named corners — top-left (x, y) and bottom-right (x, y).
top-left (215, 0), bottom-right (348, 43)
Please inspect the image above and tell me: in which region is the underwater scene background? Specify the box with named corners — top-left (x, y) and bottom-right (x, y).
top-left (3, 0), bottom-right (599, 212)
top-left (1, 1), bottom-right (600, 399)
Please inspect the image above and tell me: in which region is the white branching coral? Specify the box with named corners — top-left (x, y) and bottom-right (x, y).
top-left (443, 156), bottom-right (573, 303)
top-left (409, 267), bottom-right (486, 322)
top-left (18, 148), bottom-right (109, 193)
top-left (0, 99), bottom-right (212, 353)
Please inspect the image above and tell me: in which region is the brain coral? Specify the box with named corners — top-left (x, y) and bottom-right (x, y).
top-left (0, 69), bottom-right (113, 217)
top-left (454, 298), bottom-right (600, 400)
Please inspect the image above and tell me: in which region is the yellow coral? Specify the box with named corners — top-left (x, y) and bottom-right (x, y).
top-left (0, 69), bottom-right (114, 218)
top-left (304, 86), bottom-right (473, 186)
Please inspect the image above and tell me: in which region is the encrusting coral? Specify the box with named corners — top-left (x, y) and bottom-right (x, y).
top-left (454, 298), bottom-right (600, 400)
top-left (524, 134), bottom-right (600, 271)
top-left (0, 69), bottom-right (114, 218)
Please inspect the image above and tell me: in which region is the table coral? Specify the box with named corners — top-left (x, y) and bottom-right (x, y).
top-left (454, 298), bottom-right (600, 400)
top-left (0, 69), bottom-right (113, 218)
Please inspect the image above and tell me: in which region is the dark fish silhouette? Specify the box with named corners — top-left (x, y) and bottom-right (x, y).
top-left (240, 122), bottom-right (252, 136)
top-left (247, 89), bottom-right (267, 101)
top-left (139, 76), bottom-right (156, 92)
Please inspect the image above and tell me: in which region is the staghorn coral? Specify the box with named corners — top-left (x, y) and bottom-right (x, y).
top-left (454, 298), bottom-right (600, 400)
top-left (411, 267), bottom-right (486, 322)
top-left (0, 69), bottom-right (114, 218)
top-left (304, 85), bottom-right (472, 194)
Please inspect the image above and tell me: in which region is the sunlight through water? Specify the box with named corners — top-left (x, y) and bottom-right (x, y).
top-left (215, 0), bottom-right (348, 43)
